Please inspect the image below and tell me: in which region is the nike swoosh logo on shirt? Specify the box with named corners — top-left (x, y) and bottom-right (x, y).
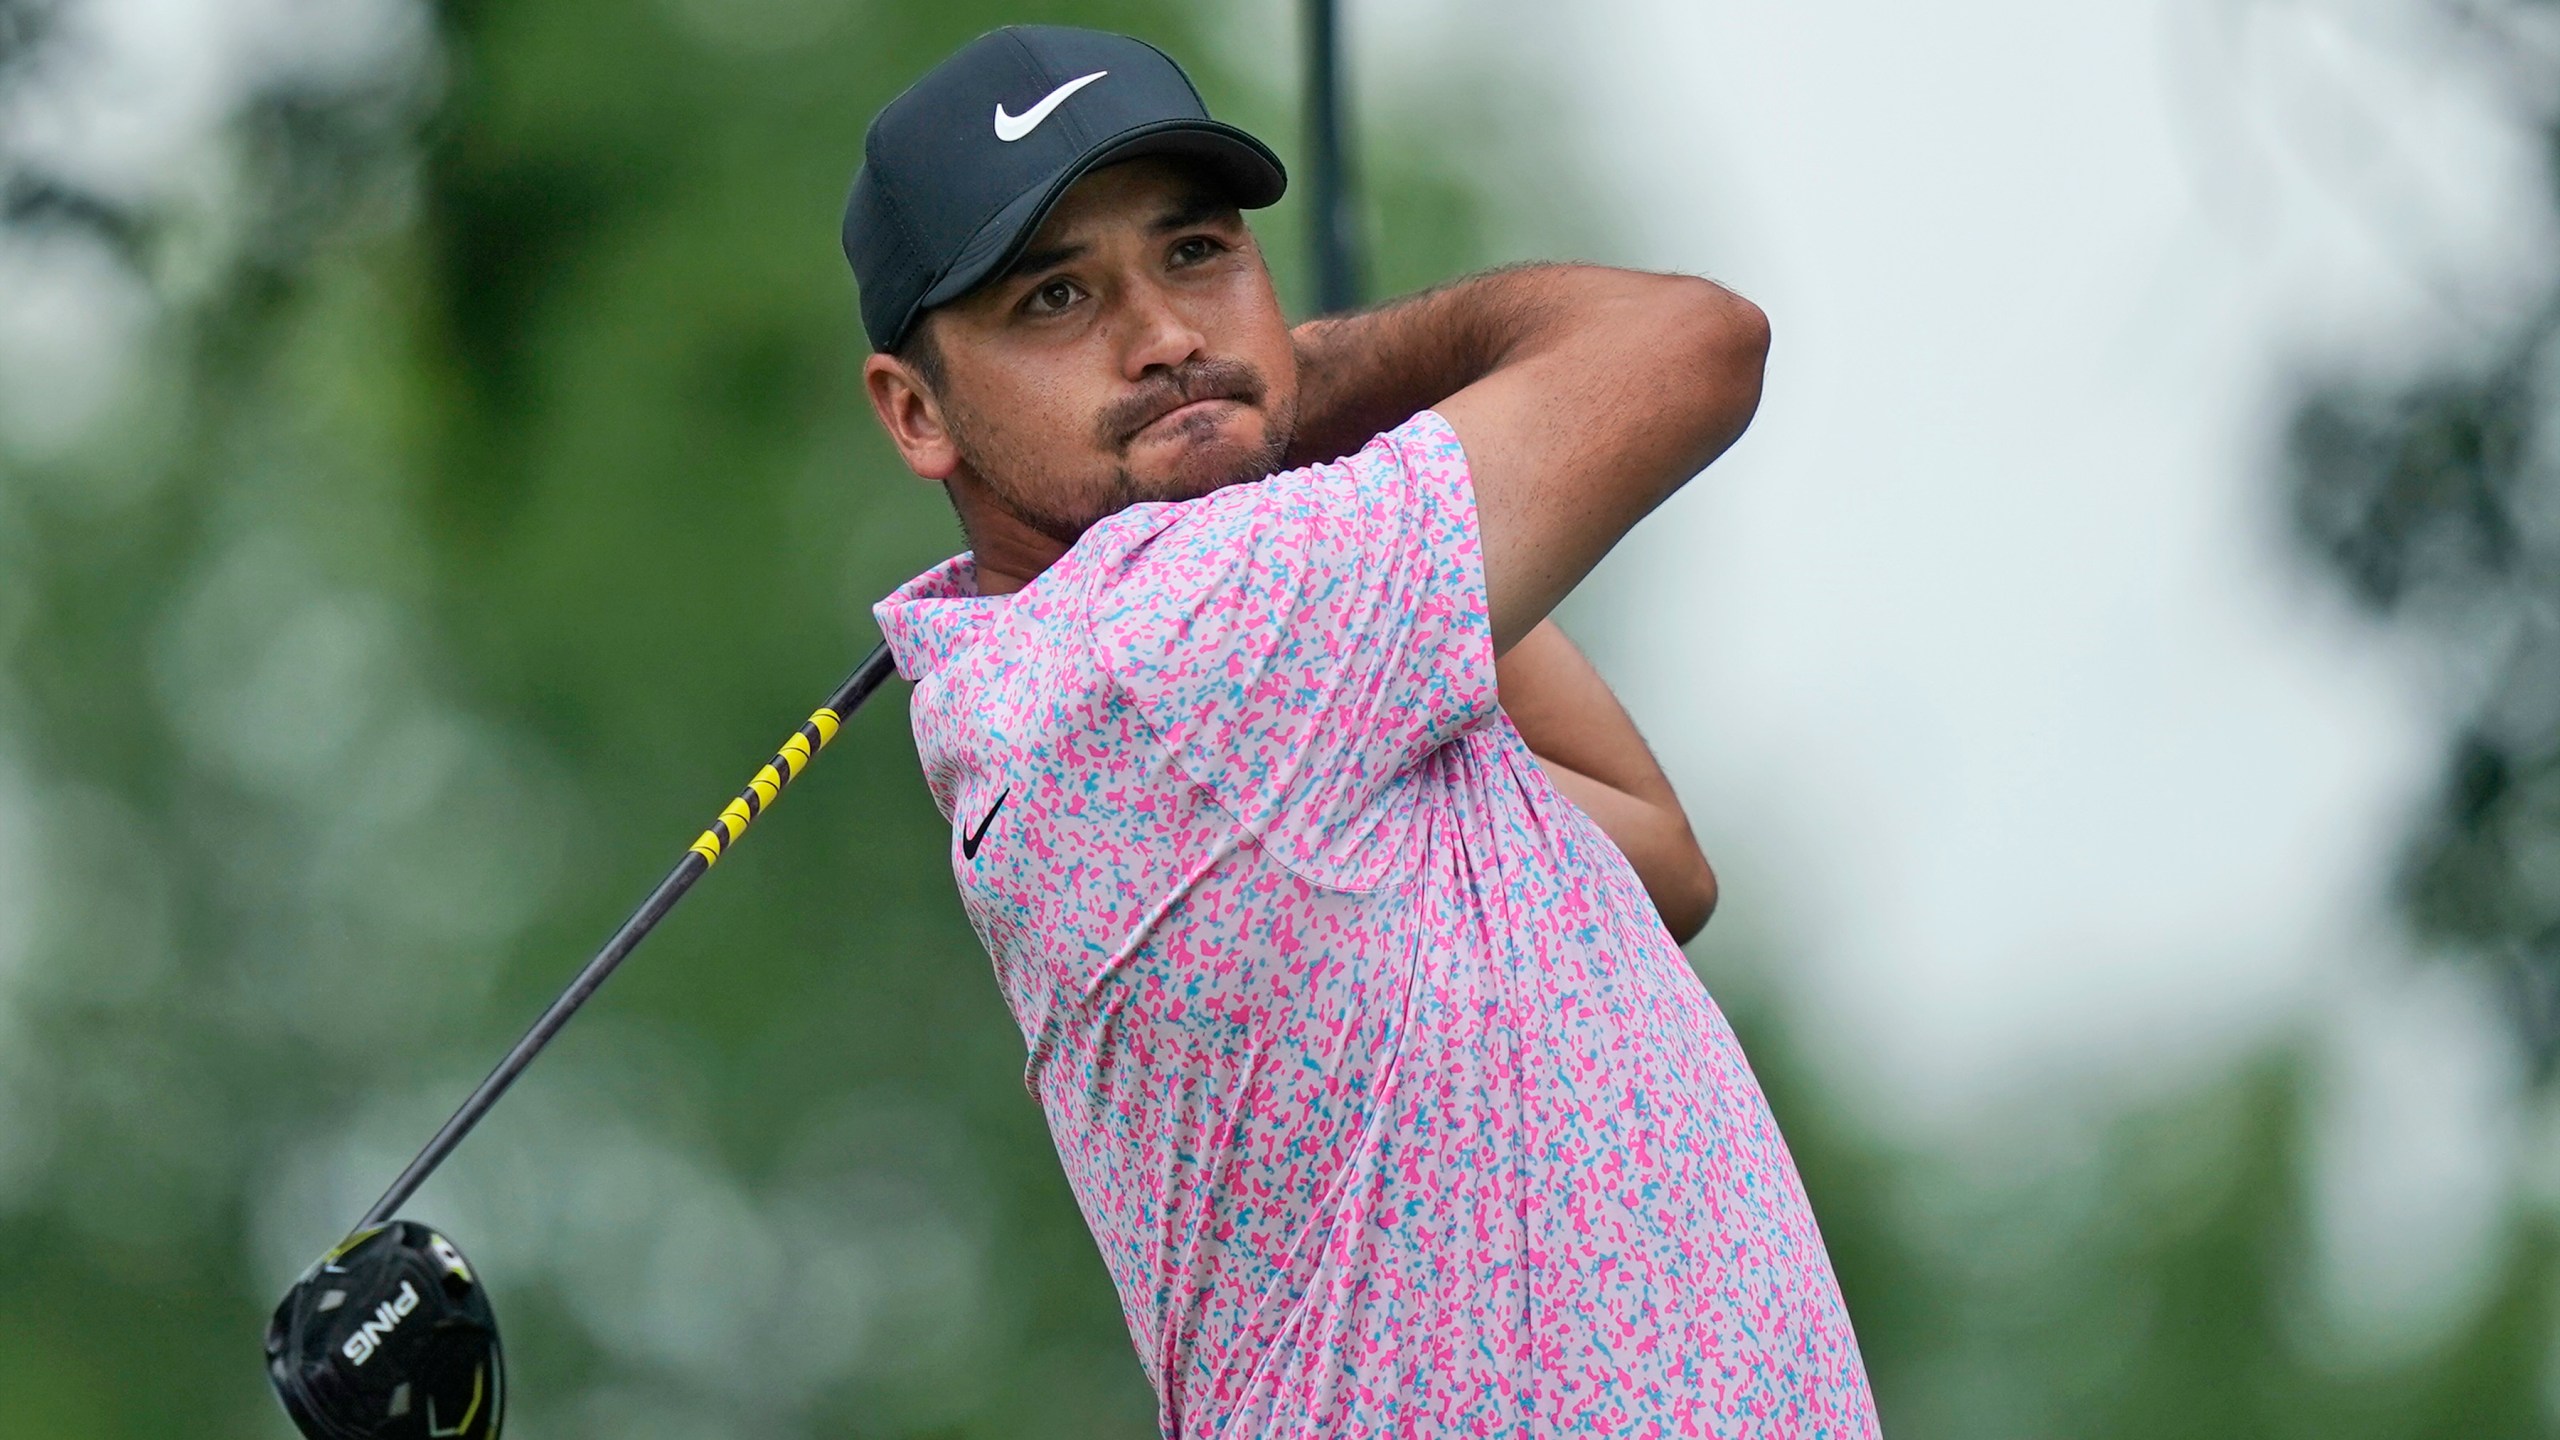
top-left (993, 71), bottom-right (1107, 142)
top-left (961, 788), bottom-right (1010, 859)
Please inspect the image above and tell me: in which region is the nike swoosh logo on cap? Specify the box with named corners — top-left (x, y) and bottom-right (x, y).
top-left (994, 70), bottom-right (1107, 142)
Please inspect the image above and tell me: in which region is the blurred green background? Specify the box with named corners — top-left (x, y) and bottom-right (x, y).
top-left (4, 0), bottom-right (2559, 1435)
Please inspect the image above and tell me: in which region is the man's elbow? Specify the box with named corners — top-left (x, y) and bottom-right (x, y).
top-left (1692, 278), bottom-right (1769, 364)
top-left (1659, 847), bottom-right (1720, 946)
top-left (1654, 276), bottom-right (1769, 462)
top-left (1687, 280), bottom-right (1769, 407)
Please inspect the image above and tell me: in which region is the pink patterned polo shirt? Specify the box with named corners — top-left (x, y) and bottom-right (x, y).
top-left (874, 411), bottom-right (1876, 1439)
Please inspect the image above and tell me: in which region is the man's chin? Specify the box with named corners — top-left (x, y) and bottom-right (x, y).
top-left (1130, 426), bottom-right (1287, 503)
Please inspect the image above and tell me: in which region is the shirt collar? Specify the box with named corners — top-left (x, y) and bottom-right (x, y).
top-left (871, 552), bottom-right (998, 682)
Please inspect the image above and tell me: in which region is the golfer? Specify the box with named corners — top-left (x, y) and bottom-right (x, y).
top-left (849, 25), bottom-right (1875, 1438)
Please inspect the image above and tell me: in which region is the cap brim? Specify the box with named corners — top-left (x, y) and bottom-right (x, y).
top-left (911, 119), bottom-right (1287, 324)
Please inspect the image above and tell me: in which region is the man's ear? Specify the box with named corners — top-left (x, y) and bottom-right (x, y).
top-left (863, 351), bottom-right (961, 481)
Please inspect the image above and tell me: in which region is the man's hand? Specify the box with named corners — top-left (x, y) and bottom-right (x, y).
top-left (1498, 621), bottom-right (1717, 943)
top-left (1287, 264), bottom-right (1768, 654)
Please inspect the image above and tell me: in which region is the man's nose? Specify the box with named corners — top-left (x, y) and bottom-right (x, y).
top-left (1118, 279), bottom-right (1207, 379)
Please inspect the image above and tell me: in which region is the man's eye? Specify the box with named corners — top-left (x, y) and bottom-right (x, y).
top-left (1027, 279), bottom-right (1081, 314)
top-left (1170, 236), bottom-right (1219, 266)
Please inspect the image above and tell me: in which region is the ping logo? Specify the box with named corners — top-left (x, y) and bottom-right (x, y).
top-left (339, 1279), bottom-right (421, 1366)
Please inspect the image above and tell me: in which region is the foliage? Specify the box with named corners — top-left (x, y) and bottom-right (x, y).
top-left (2282, 8), bottom-right (2560, 1080)
top-left (0, 1), bottom-right (1511, 1432)
top-left (0, 0), bottom-right (2555, 1435)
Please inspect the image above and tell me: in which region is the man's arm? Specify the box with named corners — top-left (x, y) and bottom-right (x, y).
top-left (1287, 263), bottom-right (1768, 653)
top-left (1498, 620), bottom-right (1718, 942)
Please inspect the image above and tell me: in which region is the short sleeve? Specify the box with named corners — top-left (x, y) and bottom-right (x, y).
top-left (1086, 410), bottom-right (1497, 885)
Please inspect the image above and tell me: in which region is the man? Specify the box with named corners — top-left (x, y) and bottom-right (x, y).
top-left (847, 24), bottom-right (1875, 1438)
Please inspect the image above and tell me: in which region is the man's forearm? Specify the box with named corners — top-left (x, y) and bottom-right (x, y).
top-left (1288, 261), bottom-right (1765, 652)
top-left (1535, 755), bottom-right (1717, 944)
top-left (1499, 621), bottom-right (1718, 942)
top-left (1282, 264), bottom-right (1576, 468)
top-left (1497, 621), bottom-right (1682, 808)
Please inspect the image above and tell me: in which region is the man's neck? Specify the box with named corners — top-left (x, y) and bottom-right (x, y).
top-left (970, 557), bottom-right (1036, 597)
top-left (953, 504), bottom-right (1063, 599)
top-left (940, 467), bottom-right (1070, 596)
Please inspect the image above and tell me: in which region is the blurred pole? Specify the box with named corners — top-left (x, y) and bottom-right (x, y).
top-left (1306, 0), bottom-right (1363, 313)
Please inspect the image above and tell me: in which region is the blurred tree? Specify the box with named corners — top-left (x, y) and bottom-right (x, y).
top-left (2282, 2), bottom-right (2560, 1079)
top-left (1713, 965), bottom-right (2560, 1440)
top-left (0, 1), bottom-right (1528, 1435)
top-left (8, 0), bottom-right (2557, 1435)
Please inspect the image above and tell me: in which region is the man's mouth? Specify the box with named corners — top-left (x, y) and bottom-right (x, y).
top-left (1102, 359), bottom-right (1267, 449)
top-left (1134, 396), bottom-right (1240, 440)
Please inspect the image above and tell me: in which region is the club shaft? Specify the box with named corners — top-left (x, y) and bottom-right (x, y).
top-left (357, 642), bottom-right (900, 1229)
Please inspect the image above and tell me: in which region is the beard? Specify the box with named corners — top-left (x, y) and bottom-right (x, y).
top-left (945, 357), bottom-right (1298, 547)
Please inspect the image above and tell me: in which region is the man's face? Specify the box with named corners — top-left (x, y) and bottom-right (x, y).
top-left (869, 158), bottom-right (1300, 547)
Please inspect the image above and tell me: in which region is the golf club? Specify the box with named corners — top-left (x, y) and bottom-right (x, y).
top-left (264, 641), bottom-right (899, 1440)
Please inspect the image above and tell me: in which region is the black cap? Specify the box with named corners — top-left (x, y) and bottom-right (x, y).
top-left (843, 26), bottom-right (1287, 352)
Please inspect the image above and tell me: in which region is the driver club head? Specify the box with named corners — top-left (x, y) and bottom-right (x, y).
top-left (265, 1220), bottom-right (504, 1440)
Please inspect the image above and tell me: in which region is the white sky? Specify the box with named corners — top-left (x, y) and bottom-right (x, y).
top-left (1423, 0), bottom-right (2560, 1332)
top-left (1338, 0), bottom-right (2548, 1110)
top-left (9, 0), bottom-right (2554, 1349)
top-left (1342, 0), bottom-right (2555, 1341)
top-left (22, 0), bottom-right (2535, 1124)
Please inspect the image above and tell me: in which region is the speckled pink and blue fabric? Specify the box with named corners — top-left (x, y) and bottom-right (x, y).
top-left (876, 411), bottom-right (1875, 1439)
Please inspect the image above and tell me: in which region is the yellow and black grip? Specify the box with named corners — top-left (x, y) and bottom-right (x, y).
top-left (690, 705), bottom-right (842, 865)
top-left (356, 641), bottom-right (900, 1230)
